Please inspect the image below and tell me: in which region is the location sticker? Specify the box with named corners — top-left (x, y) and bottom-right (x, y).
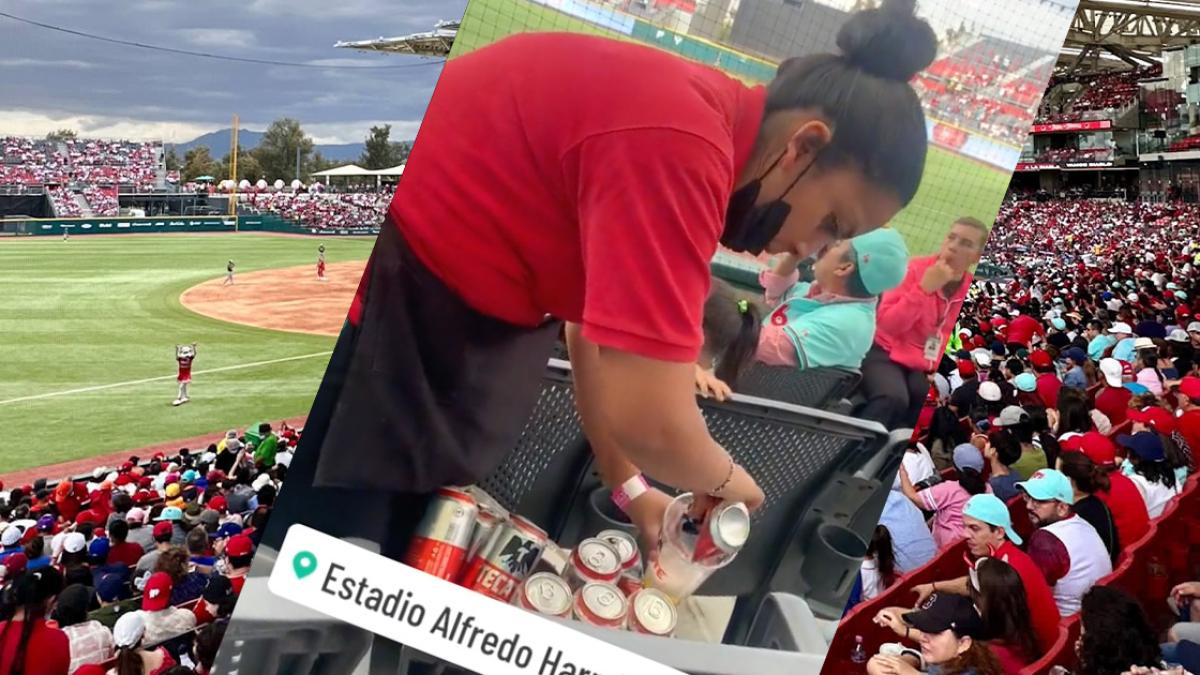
top-left (293, 550), bottom-right (318, 579)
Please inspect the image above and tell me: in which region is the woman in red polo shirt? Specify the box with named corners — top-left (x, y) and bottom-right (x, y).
top-left (0, 568), bottom-right (69, 675)
top-left (286, 0), bottom-right (938, 557)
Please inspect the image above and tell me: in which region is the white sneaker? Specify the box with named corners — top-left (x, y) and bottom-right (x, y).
top-left (172, 399), bottom-right (183, 406)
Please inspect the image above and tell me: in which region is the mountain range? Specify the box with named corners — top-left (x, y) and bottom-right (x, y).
top-left (168, 129), bottom-right (367, 163)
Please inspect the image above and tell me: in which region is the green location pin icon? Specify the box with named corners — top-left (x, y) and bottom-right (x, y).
top-left (293, 550), bottom-right (318, 579)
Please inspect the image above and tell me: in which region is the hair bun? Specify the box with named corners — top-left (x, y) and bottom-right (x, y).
top-left (837, 0), bottom-right (938, 82)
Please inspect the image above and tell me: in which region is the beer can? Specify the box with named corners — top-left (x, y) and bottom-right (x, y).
top-left (515, 572), bottom-right (572, 618)
top-left (564, 538), bottom-right (621, 590)
top-left (691, 501), bottom-right (750, 564)
top-left (597, 529), bottom-right (642, 575)
top-left (463, 485), bottom-right (510, 520)
top-left (628, 588), bottom-right (677, 637)
top-left (462, 514), bottom-right (548, 602)
top-left (403, 487), bottom-right (477, 581)
top-left (573, 582), bottom-right (627, 629)
top-left (466, 506), bottom-right (504, 563)
top-left (616, 573), bottom-right (643, 598)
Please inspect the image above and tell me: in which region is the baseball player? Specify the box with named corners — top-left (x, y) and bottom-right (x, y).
top-left (223, 260), bottom-right (235, 286)
top-left (317, 245), bottom-right (327, 281)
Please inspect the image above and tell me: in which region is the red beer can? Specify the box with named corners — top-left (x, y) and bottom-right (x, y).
top-left (403, 487), bottom-right (477, 581)
top-left (573, 582), bottom-right (628, 629)
top-left (514, 572), bottom-right (573, 618)
top-left (597, 529), bottom-right (642, 576)
top-left (457, 506), bottom-right (504, 583)
top-left (564, 538), bottom-right (621, 590)
top-left (628, 588), bottom-right (678, 637)
top-left (462, 514), bottom-right (548, 602)
top-left (616, 574), bottom-right (643, 597)
top-left (691, 501), bottom-right (750, 564)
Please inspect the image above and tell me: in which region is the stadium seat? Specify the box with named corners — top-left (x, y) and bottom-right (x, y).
top-left (826, 540), bottom-right (970, 662)
top-left (1018, 614), bottom-right (1080, 675)
top-left (735, 364), bottom-right (862, 410)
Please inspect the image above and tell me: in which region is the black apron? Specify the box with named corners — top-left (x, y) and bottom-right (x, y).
top-left (312, 218), bottom-right (563, 494)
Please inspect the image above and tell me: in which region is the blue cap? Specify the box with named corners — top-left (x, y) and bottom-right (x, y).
top-left (1016, 469), bottom-right (1075, 505)
top-left (1064, 347), bottom-right (1088, 364)
top-left (1014, 372), bottom-right (1037, 393)
top-left (1116, 431), bottom-right (1165, 462)
top-left (962, 494), bottom-right (1022, 546)
top-left (214, 522), bottom-right (243, 540)
top-left (850, 227), bottom-right (909, 295)
top-left (96, 572), bottom-right (129, 602)
top-left (1124, 382), bottom-right (1150, 395)
top-left (88, 536), bottom-right (110, 561)
top-left (953, 443), bottom-right (984, 473)
top-left (155, 506), bottom-right (183, 522)
top-left (1101, 291), bottom-right (1113, 301)
top-left (181, 470), bottom-right (199, 483)
top-left (1051, 317), bottom-right (1067, 331)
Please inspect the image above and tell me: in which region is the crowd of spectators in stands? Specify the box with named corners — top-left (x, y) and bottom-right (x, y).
top-left (1035, 65), bottom-right (1161, 125)
top-left (242, 191), bottom-right (389, 231)
top-left (0, 137), bottom-right (159, 192)
top-left (47, 185), bottom-right (82, 218)
top-left (0, 421), bottom-right (298, 674)
top-left (82, 186), bottom-right (119, 217)
top-left (838, 192), bottom-right (1200, 674)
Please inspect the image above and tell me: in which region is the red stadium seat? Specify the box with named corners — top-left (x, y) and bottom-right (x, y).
top-left (1106, 419), bottom-right (1132, 438)
top-left (1018, 614), bottom-right (1080, 675)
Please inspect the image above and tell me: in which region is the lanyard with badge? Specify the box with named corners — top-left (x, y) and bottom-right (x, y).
top-left (924, 290), bottom-right (955, 368)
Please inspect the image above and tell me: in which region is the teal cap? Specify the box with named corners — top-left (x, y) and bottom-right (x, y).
top-left (1014, 372), bottom-right (1037, 393)
top-left (851, 227), bottom-right (909, 296)
top-left (1016, 469), bottom-right (1075, 506)
top-left (962, 494), bottom-right (1022, 546)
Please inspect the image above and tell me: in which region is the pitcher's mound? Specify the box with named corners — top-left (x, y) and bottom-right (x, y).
top-left (180, 261), bottom-right (366, 336)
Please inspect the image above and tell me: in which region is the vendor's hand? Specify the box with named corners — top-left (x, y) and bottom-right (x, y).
top-left (920, 259), bottom-right (960, 294)
top-left (911, 583), bottom-right (935, 607)
top-left (689, 463), bottom-right (765, 519)
top-left (625, 488), bottom-right (673, 561)
top-left (872, 608), bottom-right (907, 636)
top-left (1171, 581), bottom-right (1200, 601)
top-left (694, 365), bottom-right (733, 401)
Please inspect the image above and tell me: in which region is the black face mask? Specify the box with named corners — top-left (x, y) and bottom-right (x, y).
top-left (720, 152), bottom-right (817, 255)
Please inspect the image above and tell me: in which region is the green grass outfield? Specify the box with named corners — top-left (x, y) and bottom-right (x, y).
top-left (0, 234), bottom-right (374, 472)
top-left (455, 0), bottom-right (1012, 257)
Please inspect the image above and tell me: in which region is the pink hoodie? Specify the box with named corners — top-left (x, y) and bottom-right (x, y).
top-left (873, 255), bottom-right (972, 373)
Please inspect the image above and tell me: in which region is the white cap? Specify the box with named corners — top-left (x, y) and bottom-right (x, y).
top-left (1099, 358), bottom-right (1123, 387)
top-left (1, 526), bottom-right (21, 547)
top-left (62, 532), bottom-right (86, 554)
top-left (1168, 329), bottom-right (1190, 343)
top-left (1128, 293), bottom-right (1139, 303)
top-left (1108, 322), bottom-right (1133, 335)
top-left (126, 508), bottom-right (147, 525)
top-left (1133, 337), bottom-right (1156, 351)
top-left (50, 532), bottom-right (66, 557)
top-left (1188, 321), bottom-right (1200, 334)
top-left (972, 349), bottom-right (992, 367)
top-left (112, 611), bottom-right (146, 648)
top-left (979, 381), bottom-right (1002, 402)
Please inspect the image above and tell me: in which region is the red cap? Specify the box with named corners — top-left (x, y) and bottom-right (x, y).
top-left (114, 474), bottom-right (132, 487)
top-left (1128, 406), bottom-right (1178, 435)
top-left (208, 495), bottom-right (227, 513)
top-left (138, 476), bottom-right (152, 489)
top-left (152, 521), bottom-right (173, 538)
top-left (20, 484), bottom-right (32, 495)
top-left (957, 359), bottom-right (976, 377)
top-left (979, 320), bottom-right (992, 333)
top-left (993, 317), bottom-right (1009, 329)
top-left (1065, 430), bottom-right (1117, 466)
top-left (1177, 305), bottom-right (1191, 320)
top-left (75, 510), bottom-right (100, 526)
top-left (142, 572), bottom-right (173, 611)
top-left (134, 489), bottom-right (153, 505)
top-left (121, 461), bottom-right (134, 471)
top-left (972, 335), bottom-right (987, 349)
top-left (226, 534), bottom-right (254, 558)
top-left (1182, 376), bottom-right (1200, 401)
top-left (1030, 350), bottom-right (1052, 369)
top-left (206, 470), bottom-right (226, 483)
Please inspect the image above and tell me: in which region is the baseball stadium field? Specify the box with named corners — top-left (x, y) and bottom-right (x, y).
top-left (0, 233), bottom-right (374, 474)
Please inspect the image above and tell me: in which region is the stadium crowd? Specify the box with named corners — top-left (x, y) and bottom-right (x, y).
top-left (1036, 66), bottom-right (1159, 125)
top-left (0, 137), bottom-right (159, 193)
top-left (833, 194), bottom-right (1200, 674)
top-left (0, 421), bottom-right (299, 675)
top-left (241, 191), bottom-right (389, 231)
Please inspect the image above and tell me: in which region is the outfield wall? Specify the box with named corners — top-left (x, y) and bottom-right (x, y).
top-left (2, 214), bottom-right (380, 237)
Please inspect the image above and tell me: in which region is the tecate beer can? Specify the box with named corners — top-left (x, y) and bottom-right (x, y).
top-left (403, 487), bottom-right (477, 581)
top-left (514, 572), bottom-right (572, 618)
top-left (573, 582), bottom-right (628, 629)
top-left (617, 573), bottom-right (643, 597)
top-left (533, 541), bottom-right (571, 576)
top-left (597, 529), bottom-right (642, 576)
top-left (465, 506), bottom-right (504, 564)
top-left (691, 501), bottom-right (750, 564)
top-left (628, 588), bottom-right (678, 637)
top-left (565, 538), bottom-right (621, 590)
top-left (462, 514), bottom-right (548, 602)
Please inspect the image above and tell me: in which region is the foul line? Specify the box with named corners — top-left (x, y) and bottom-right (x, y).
top-left (0, 351), bottom-right (332, 406)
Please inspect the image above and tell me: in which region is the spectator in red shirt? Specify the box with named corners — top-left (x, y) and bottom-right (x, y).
top-left (1064, 431), bottom-right (1151, 546)
top-left (193, 575), bottom-right (236, 625)
top-left (0, 567), bottom-right (70, 675)
top-left (910, 494), bottom-right (1060, 655)
top-left (299, 6), bottom-right (940, 556)
top-left (1005, 312), bottom-right (1045, 350)
top-left (222, 534), bottom-right (254, 595)
top-left (1028, 349), bottom-right (1062, 409)
top-left (858, 218), bottom-right (987, 428)
top-left (105, 520), bottom-right (143, 569)
top-left (1093, 357), bottom-right (1132, 425)
top-left (1176, 376), bottom-right (1200, 461)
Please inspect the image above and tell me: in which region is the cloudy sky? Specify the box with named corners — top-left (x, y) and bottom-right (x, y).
top-left (0, 0), bottom-right (466, 144)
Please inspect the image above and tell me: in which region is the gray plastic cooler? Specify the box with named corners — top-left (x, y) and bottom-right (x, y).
top-left (216, 359), bottom-right (904, 674)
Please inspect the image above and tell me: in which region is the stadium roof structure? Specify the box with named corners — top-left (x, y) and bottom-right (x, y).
top-left (311, 164), bottom-right (404, 178)
top-left (333, 20), bottom-right (459, 58)
top-left (1060, 0), bottom-right (1200, 75)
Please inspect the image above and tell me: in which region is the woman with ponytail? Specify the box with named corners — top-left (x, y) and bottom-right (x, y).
top-left (1057, 451), bottom-right (1120, 565)
top-left (0, 567), bottom-right (69, 675)
top-left (861, 525), bottom-right (900, 601)
top-left (694, 279), bottom-right (765, 400)
top-left (111, 612), bottom-right (176, 675)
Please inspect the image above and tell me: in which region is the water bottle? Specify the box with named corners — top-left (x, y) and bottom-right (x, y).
top-left (850, 635), bottom-right (867, 664)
